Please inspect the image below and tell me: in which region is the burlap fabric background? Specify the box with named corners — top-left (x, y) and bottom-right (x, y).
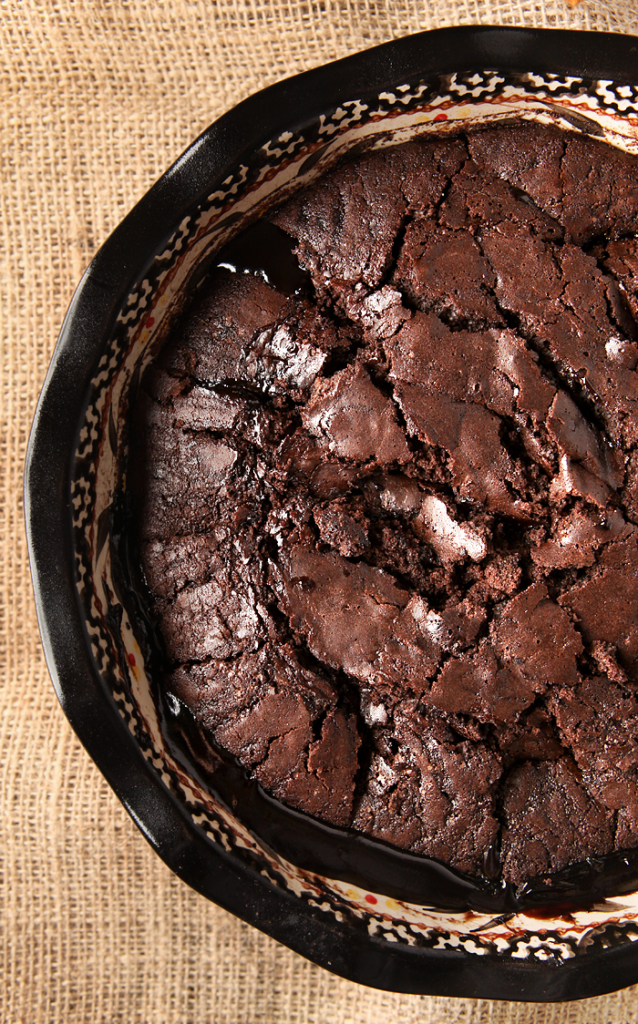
top-left (5, 2), bottom-right (638, 1021)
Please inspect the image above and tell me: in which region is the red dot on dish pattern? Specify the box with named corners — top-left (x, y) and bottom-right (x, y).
top-left (128, 653), bottom-right (136, 667)
top-left (146, 317), bottom-right (155, 328)
top-left (364, 894), bottom-right (377, 905)
top-left (433, 113), bottom-right (448, 122)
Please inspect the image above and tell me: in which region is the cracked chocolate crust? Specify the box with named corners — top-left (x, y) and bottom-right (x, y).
top-left (132, 123), bottom-right (638, 887)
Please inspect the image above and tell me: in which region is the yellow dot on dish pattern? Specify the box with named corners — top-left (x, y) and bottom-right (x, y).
top-left (345, 889), bottom-right (359, 900)
top-left (385, 898), bottom-right (400, 911)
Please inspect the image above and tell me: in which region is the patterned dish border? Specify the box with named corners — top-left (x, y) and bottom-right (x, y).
top-left (73, 68), bottom-right (638, 964)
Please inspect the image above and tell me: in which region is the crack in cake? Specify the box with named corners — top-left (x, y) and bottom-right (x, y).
top-left (131, 122), bottom-right (638, 889)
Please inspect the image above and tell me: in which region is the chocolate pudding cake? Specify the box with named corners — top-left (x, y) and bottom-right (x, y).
top-left (131, 122), bottom-right (638, 894)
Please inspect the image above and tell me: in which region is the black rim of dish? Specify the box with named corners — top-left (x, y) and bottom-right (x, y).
top-left (25, 26), bottom-right (638, 1001)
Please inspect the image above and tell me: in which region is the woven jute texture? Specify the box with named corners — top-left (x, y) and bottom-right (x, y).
top-left (4, 2), bottom-right (638, 1021)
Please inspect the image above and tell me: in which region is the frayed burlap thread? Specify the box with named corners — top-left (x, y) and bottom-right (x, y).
top-left (3, 2), bottom-right (638, 1022)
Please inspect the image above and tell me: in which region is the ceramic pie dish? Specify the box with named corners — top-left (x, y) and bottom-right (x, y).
top-left (25, 25), bottom-right (638, 1001)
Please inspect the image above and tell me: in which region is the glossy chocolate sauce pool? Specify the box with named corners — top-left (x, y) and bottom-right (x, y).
top-left (113, 496), bottom-right (638, 916)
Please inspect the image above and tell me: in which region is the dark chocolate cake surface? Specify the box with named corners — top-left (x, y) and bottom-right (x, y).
top-left (132, 123), bottom-right (638, 888)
